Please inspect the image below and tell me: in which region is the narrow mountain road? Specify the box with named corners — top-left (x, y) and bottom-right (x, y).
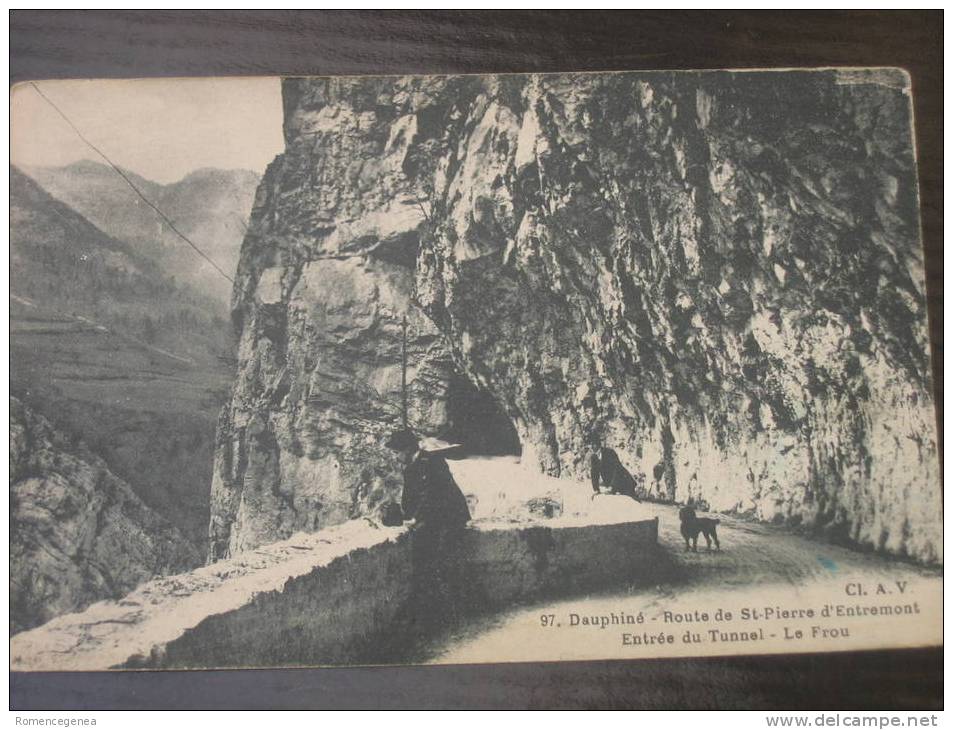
top-left (645, 503), bottom-right (933, 589)
top-left (420, 461), bottom-right (941, 665)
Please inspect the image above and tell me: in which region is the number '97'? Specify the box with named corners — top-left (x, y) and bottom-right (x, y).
top-left (540, 614), bottom-right (556, 626)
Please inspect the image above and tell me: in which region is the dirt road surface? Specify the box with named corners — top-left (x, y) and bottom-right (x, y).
top-left (421, 467), bottom-right (942, 665)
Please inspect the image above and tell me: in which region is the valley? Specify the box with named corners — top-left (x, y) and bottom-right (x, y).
top-left (9, 162), bottom-right (253, 631)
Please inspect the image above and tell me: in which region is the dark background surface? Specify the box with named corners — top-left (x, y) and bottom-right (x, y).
top-left (9, 9), bottom-right (942, 710)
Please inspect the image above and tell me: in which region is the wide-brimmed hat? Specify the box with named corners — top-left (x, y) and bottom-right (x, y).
top-left (383, 430), bottom-right (462, 454)
top-left (418, 436), bottom-right (463, 455)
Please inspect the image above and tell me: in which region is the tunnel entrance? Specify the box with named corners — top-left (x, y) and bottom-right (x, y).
top-left (444, 375), bottom-right (522, 457)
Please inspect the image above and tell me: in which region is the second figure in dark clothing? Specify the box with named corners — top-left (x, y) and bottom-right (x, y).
top-left (590, 446), bottom-right (639, 499)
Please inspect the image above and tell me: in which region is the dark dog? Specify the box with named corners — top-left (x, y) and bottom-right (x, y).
top-left (678, 505), bottom-right (720, 552)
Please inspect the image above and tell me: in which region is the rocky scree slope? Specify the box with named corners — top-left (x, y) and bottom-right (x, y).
top-left (10, 397), bottom-right (199, 634)
top-left (212, 70), bottom-right (940, 563)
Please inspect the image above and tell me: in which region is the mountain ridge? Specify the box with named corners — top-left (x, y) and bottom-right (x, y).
top-left (21, 159), bottom-right (259, 305)
top-left (10, 164), bottom-right (235, 631)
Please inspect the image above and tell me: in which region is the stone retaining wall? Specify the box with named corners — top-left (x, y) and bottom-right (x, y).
top-left (464, 520), bottom-right (661, 609)
top-left (11, 515), bottom-right (659, 670)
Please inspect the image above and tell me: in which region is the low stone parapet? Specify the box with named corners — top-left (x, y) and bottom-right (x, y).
top-left (12, 511), bottom-right (659, 670)
top-left (464, 518), bottom-right (660, 609)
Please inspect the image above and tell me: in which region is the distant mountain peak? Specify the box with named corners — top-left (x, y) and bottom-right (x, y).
top-left (17, 160), bottom-right (261, 306)
top-left (26, 159), bottom-right (261, 189)
top-left (61, 158), bottom-right (112, 173)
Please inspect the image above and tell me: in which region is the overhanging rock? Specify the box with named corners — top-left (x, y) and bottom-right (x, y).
top-left (217, 71), bottom-right (941, 563)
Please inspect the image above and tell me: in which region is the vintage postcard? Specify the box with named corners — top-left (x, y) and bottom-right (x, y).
top-left (9, 69), bottom-right (941, 670)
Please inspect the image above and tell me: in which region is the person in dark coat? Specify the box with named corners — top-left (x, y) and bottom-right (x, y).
top-left (385, 429), bottom-right (471, 529)
top-left (591, 446), bottom-right (639, 499)
top-left (590, 451), bottom-right (602, 494)
top-left (385, 428), bottom-right (470, 629)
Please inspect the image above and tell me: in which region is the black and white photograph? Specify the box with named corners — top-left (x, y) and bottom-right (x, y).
top-left (9, 65), bottom-right (941, 676)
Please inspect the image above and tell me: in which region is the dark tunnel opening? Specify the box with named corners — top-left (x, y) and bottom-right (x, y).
top-left (444, 375), bottom-right (522, 457)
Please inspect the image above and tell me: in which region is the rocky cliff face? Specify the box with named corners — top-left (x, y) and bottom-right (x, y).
top-left (10, 398), bottom-right (199, 634)
top-left (212, 70), bottom-right (940, 563)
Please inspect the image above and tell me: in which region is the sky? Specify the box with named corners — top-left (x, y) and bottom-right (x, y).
top-left (11, 77), bottom-right (285, 184)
